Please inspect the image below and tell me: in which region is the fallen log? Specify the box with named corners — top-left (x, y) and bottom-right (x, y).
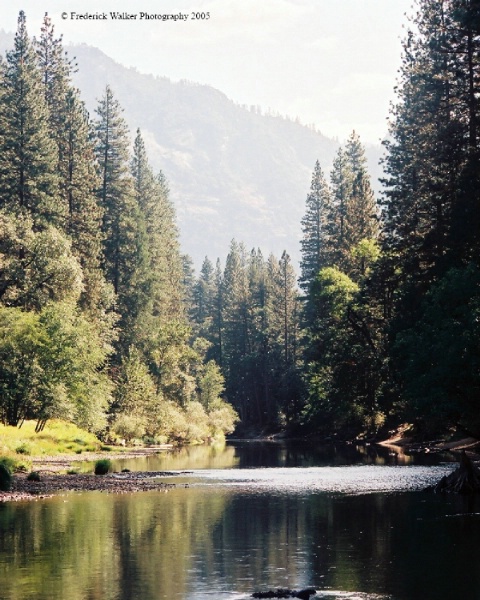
top-left (252, 588), bottom-right (316, 599)
top-left (432, 450), bottom-right (480, 494)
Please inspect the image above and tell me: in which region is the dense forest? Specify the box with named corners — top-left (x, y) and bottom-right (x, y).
top-left (0, 12), bottom-right (236, 444)
top-left (1, 1), bottom-right (479, 443)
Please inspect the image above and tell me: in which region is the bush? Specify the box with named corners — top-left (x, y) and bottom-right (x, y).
top-left (0, 462), bottom-right (12, 491)
top-left (94, 459), bottom-right (112, 475)
top-left (15, 443), bottom-right (31, 455)
top-left (27, 471), bottom-right (41, 481)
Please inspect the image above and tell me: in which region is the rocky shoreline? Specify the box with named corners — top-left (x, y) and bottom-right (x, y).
top-left (0, 446), bottom-right (178, 503)
top-left (1, 470), bottom-right (180, 502)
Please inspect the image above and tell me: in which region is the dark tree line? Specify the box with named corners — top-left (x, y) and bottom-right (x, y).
top-left (299, 0), bottom-right (480, 439)
top-left (188, 243), bottom-right (301, 432)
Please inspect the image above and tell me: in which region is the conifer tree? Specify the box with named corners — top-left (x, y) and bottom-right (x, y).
top-left (63, 89), bottom-right (108, 315)
top-left (33, 14), bottom-right (107, 317)
top-left (0, 11), bottom-right (62, 227)
top-left (330, 132), bottom-right (378, 277)
top-left (299, 160), bottom-right (332, 293)
top-left (193, 256), bottom-right (216, 337)
top-left (95, 86), bottom-right (148, 353)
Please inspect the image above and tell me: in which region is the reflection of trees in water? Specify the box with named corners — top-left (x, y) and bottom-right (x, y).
top-left (112, 442), bottom-right (238, 472)
top-left (0, 488), bottom-right (231, 600)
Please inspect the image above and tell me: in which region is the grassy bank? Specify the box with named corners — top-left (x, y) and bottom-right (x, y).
top-left (0, 420), bottom-right (104, 470)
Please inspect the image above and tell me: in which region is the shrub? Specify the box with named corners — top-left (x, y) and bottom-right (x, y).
top-left (94, 459), bottom-right (112, 475)
top-left (0, 462), bottom-right (12, 491)
top-left (27, 471), bottom-right (41, 482)
top-left (15, 443), bottom-right (31, 455)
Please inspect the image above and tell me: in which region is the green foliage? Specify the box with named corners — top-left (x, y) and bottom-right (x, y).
top-left (299, 160), bottom-right (332, 292)
top-left (15, 443), bottom-right (31, 455)
top-left (198, 360), bottom-right (225, 410)
top-left (110, 347), bottom-right (157, 442)
top-left (0, 456), bottom-right (17, 472)
top-left (94, 459), bottom-right (112, 475)
top-left (0, 303), bottom-right (111, 430)
top-left (0, 462), bottom-right (12, 491)
top-left (313, 267), bottom-right (359, 320)
top-left (0, 11), bottom-right (63, 228)
top-left (0, 12), bottom-right (241, 445)
top-left (395, 264), bottom-right (480, 435)
top-left (0, 212), bottom-right (83, 310)
top-left (27, 471), bottom-right (41, 481)
top-left (190, 242), bottom-right (301, 431)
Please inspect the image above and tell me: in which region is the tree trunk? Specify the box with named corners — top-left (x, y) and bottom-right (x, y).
top-left (432, 451), bottom-right (480, 494)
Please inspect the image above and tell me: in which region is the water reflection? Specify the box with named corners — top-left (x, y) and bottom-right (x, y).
top-left (103, 440), bottom-right (453, 474)
top-left (0, 442), bottom-right (477, 600)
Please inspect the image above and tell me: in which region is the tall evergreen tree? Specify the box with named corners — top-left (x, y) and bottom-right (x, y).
top-left (33, 14), bottom-right (108, 317)
top-left (330, 132), bottom-right (379, 278)
top-left (131, 130), bottom-right (185, 326)
top-left (0, 11), bottom-right (62, 227)
top-left (193, 256), bottom-right (216, 337)
top-left (379, 0), bottom-right (480, 434)
top-left (299, 160), bottom-right (333, 293)
top-left (95, 86), bottom-right (148, 353)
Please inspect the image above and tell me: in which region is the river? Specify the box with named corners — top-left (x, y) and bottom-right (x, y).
top-left (1, 441), bottom-right (479, 600)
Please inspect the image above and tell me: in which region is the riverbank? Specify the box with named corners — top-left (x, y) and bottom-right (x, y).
top-left (1, 470), bottom-right (178, 502)
top-left (0, 445), bottom-right (176, 503)
top-left (377, 424), bottom-right (480, 459)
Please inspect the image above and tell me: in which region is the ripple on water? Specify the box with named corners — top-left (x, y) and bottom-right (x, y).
top-left (185, 464), bottom-right (454, 495)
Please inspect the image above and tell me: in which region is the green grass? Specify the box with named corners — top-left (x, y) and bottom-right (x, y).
top-left (94, 459), bottom-right (112, 475)
top-left (0, 419), bottom-right (102, 457)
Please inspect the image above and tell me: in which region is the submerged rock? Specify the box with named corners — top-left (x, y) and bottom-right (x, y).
top-left (252, 588), bottom-right (316, 599)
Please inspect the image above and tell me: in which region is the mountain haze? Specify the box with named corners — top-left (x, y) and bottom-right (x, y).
top-left (0, 31), bottom-right (384, 268)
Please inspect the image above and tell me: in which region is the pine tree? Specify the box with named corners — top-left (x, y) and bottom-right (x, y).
top-left (330, 132), bottom-right (378, 278)
top-left (0, 11), bottom-right (62, 227)
top-left (299, 160), bottom-right (333, 293)
top-left (33, 13), bottom-right (108, 317)
top-left (131, 129), bottom-right (185, 330)
top-left (35, 12), bottom-right (73, 188)
top-left (193, 256), bottom-right (216, 336)
top-left (63, 89), bottom-right (108, 315)
top-left (94, 86), bottom-right (148, 353)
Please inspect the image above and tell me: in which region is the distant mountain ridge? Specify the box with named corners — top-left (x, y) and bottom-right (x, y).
top-left (0, 30), bottom-right (384, 269)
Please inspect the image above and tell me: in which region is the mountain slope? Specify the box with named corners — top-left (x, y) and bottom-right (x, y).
top-left (1, 31), bottom-right (383, 268)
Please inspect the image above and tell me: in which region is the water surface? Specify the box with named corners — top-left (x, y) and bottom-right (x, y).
top-left (1, 441), bottom-right (479, 600)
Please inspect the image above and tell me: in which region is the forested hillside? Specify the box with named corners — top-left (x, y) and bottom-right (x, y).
top-left (0, 29), bottom-right (384, 268)
top-left (1, 2), bottom-right (479, 443)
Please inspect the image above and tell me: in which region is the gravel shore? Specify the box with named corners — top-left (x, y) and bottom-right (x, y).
top-left (1, 446), bottom-right (179, 502)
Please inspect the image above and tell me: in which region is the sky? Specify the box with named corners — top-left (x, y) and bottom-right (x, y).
top-left (1, 0), bottom-right (412, 144)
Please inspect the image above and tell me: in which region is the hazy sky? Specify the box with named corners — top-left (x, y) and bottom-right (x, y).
top-left (2, 1), bottom-right (412, 143)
